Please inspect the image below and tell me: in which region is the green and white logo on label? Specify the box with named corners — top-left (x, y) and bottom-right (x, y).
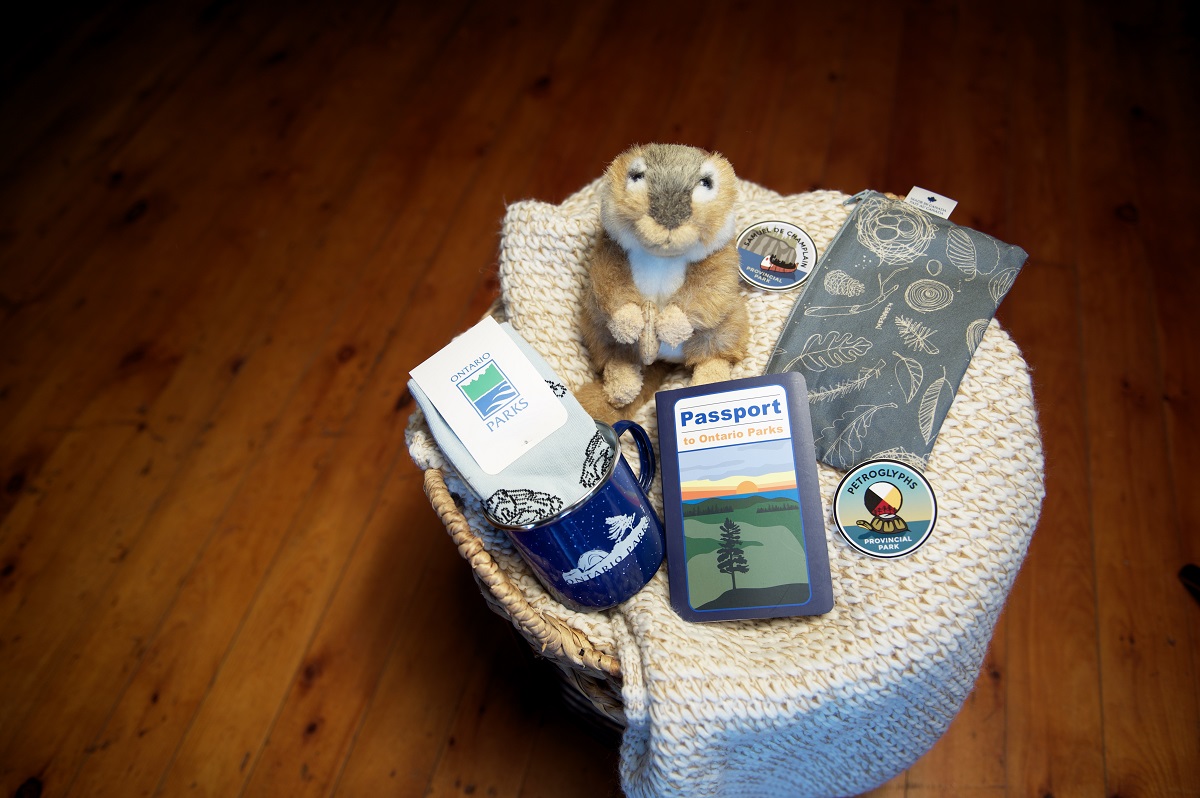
top-left (833, 459), bottom-right (937, 559)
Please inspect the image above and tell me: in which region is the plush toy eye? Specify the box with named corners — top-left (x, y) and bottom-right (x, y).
top-left (629, 170), bottom-right (645, 182)
top-left (699, 175), bottom-right (714, 190)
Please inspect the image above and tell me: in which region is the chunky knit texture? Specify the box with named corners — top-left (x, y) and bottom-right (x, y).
top-left (406, 179), bottom-right (1045, 798)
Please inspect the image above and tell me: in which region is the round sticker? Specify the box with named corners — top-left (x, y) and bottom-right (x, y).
top-left (833, 459), bottom-right (937, 559)
top-left (736, 220), bottom-right (817, 292)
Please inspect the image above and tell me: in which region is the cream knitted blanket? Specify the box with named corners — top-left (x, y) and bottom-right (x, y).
top-left (406, 179), bottom-right (1045, 797)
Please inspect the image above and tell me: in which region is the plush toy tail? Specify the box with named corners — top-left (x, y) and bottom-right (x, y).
top-left (573, 362), bottom-right (673, 426)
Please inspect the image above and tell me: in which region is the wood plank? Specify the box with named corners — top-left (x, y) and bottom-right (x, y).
top-left (699, 0), bottom-right (823, 191)
top-left (143, 7), bottom-right (594, 797)
top-left (0, 1), bottom-right (275, 312)
top-left (16, 3), bottom-right (520, 794)
top-left (0, 0), bottom-right (353, 349)
top-left (516, 0), bottom-right (709, 202)
top-left (757, 4), bottom-right (852, 194)
top-left (0, 0), bottom-right (381, 528)
top-left (997, 0), bottom-right (1106, 795)
top-left (1124, 4), bottom-right (1200, 792)
top-left (0, 0), bottom-right (241, 275)
top-left (905, 789), bottom-right (1004, 798)
top-left (1066, 0), bottom-right (1200, 793)
top-left (1125, 8), bottom-right (1200, 557)
top-left (877, 0), bottom-right (959, 197)
top-left (0, 13), bottom-right (389, 736)
top-left (862, 773), bottom-right (907, 797)
top-left (0, 3), bottom-right (472, 792)
top-left (820, 1), bottom-right (905, 194)
top-left (328, 534), bottom-right (507, 797)
top-left (1, 2), bottom-right (1199, 796)
top-left (0, 0), bottom-right (403, 728)
top-left (422, 622), bottom-right (542, 798)
top-left (645, 0), bottom-right (755, 155)
top-left (0, 1), bottom-right (112, 94)
top-left (234, 466), bottom-right (441, 798)
top-left (0, 0), bottom-right (215, 162)
top-left (885, 0), bottom-right (1011, 216)
top-left (236, 5), bottom-right (622, 796)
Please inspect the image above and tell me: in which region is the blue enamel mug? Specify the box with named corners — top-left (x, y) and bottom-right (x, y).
top-left (485, 420), bottom-right (664, 611)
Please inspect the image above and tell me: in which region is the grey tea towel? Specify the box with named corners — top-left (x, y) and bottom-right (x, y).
top-left (767, 191), bottom-right (1027, 470)
top-left (409, 322), bottom-right (613, 526)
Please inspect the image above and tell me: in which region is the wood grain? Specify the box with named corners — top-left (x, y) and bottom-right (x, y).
top-left (1066, 2), bottom-right (1200, 795)
top-left (2, 1), bottom-right (1197, 796)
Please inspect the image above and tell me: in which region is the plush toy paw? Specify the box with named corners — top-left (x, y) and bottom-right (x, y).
top-left (691, 358), bottom-right (731, 385)
top-left (656, 304), bottom-right (693, 347)
top-left (609, 303), bottom-right (644, 345)
top-left (603, 360), bottom-right (644, 407)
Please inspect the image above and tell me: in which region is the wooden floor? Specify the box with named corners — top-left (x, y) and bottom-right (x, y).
top-left (1, 1), bottom-right (1197, 796)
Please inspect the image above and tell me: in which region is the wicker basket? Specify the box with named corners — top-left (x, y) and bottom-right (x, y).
top-left (421, 466), bottom-right (626, 729)
top-left (407, 181), bottom-right (1046, 797)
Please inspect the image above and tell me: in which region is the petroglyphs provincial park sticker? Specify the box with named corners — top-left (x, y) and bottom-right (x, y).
top-left (833, 459), bottom-right (937, 559)
top-left (737, 220), bottom-right (817, 292)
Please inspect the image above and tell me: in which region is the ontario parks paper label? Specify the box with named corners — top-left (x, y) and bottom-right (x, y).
top-left (409, 317), bottom-right (567, 475)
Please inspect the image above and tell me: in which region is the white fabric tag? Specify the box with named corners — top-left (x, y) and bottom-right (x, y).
top-left (904, 186), bottom-right (958, 219)
top-left (410, 317), bottom-right (568, 474)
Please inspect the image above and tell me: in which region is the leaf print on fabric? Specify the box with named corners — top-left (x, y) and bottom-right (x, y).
top-left (989, 268), bottom-right (1018, 304)
top-left (965, 318), bottom-right (989, 352)
top-left (918, 366), bottom-right (950, 444)
top-left (895, 314), bottom-right (940, 355)
top-left (946, 227), bottom-right (1000, 279)
top-left (780, 330), bottom-right (872, 372)
top-left (808, 359), bottom-right (886, 403)
top-left (818, 402), bottom-right (898, 464)
top-left (945, 227), bottom-right (978, 280)
top-left (892, 351), bottom-right (925, 403)
top-left (872, 447), bottom-right (928, 470)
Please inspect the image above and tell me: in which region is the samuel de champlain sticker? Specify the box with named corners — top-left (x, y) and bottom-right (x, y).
top-left (833, 459), bottom-right (937, 559)
top-left (736, 220), bottom-right (817, 292)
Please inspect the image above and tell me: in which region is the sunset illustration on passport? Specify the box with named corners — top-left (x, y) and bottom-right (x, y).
top-left (677, 438), bottom-right (811, 611)
top-left (679, 436), bottom-right (798, 499)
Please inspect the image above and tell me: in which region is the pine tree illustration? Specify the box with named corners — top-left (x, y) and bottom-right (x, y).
top-left (716, 518), bottom-right (750, 591)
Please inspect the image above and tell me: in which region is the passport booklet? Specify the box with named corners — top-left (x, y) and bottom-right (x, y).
top-left (655, 373), bottom-right (834, 622)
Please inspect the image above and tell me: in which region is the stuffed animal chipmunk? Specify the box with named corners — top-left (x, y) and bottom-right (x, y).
top-left (577, 144), bottom-right (749, 422)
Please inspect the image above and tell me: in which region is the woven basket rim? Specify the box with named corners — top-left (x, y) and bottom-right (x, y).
top-left (422, 467), bottom-right (622, 680)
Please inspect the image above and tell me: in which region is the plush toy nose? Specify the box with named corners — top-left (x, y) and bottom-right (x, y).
top-left (648, 189), bottom-right (691, 230)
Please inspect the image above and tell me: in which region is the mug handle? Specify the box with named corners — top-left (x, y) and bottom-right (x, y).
top-left (612, 420), bottom-right (656, 492)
